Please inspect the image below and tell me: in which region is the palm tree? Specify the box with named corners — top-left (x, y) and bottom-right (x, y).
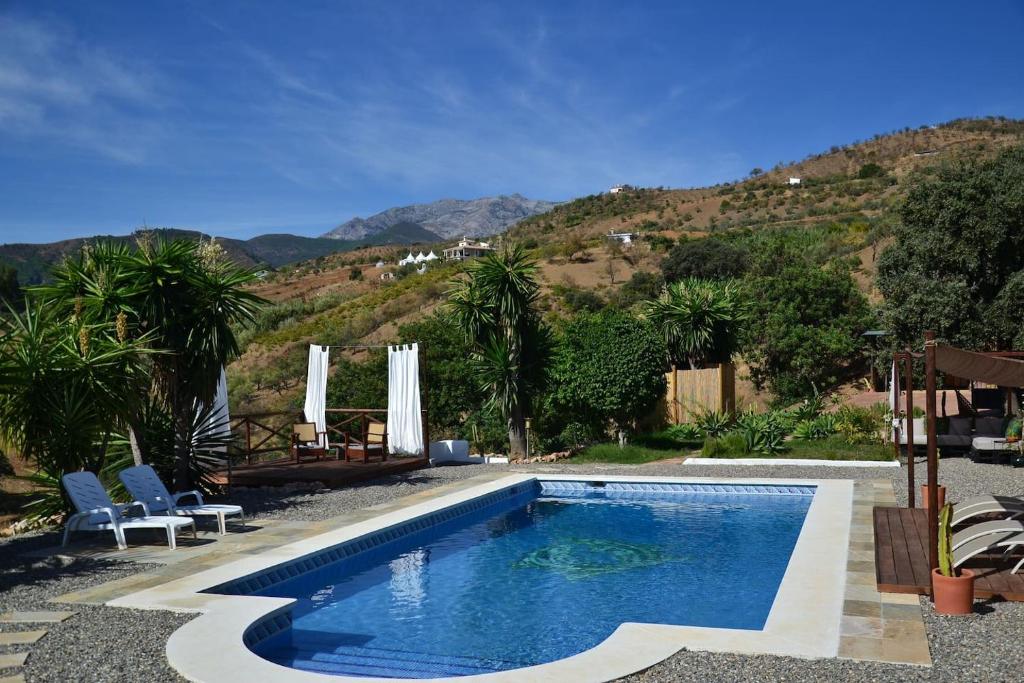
top-left (645, 278), bottom-right (747, 369)
top-left (37, 236), bottom-right (265, 489)
top-left (448, 245), bottom-right (550, 458)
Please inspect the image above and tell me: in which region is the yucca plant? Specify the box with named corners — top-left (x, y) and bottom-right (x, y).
top-left (36, 236), bottom-right (264, 489)
top-left (448, 245), bottom-right (551, 458)
top-left (645, 278), bottom-right (748, 369)
top-left (0, 301), bottom-right (154, 521)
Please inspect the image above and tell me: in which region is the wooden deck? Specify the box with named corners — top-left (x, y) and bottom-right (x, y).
top-left (214, 455), bottom-right (427, 488)
top-left (874, 506), bottom-right (1024, 601)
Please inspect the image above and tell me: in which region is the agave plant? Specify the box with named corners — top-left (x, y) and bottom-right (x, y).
top-left (694, 409), bottom-right (734, 438)
top-left (792, 413), bottom-right (837, 440)
top-left (735, 411), bottom-right (789, 455)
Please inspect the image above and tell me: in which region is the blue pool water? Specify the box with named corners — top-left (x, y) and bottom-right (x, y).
top-left (232, 482), bottom-right (813, 678)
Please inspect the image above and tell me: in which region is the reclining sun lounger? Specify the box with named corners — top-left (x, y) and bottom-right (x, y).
top-left (952, 530), bottom-right (1024, 575)
top-left (62, 471), bottom-right (196, 550)
top-left (118, 464), bottom-right (244, 535)
top-left (951, 495), bottom-right (1024, 527)
top-left (952, 519), bottom-right (1024, 550)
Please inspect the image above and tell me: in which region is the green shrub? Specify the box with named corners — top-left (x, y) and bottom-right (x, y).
top-left (701, 432), bottom-right (747, 457)
top-left (834, 404), bottom-right (887, 444)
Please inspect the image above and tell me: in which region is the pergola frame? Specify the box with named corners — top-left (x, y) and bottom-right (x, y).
top-left (316, 342), bottom-right (431, 464)
top-left (897, 331), bottom-right (1024, 596)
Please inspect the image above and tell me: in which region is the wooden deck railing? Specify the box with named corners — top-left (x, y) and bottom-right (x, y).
top-left (230, 408), bottom-right (429, 464)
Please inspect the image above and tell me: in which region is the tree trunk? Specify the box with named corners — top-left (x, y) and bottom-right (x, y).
top-left (172, 386), bottom-right (191, 492)
top-left (128, 420), bottom-right (146, 467)
top-left (507, 405), bottom-right (527, 460)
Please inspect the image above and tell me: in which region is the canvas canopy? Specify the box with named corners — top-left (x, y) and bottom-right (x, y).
top-left (935, 345), bottom-right (1024, 388)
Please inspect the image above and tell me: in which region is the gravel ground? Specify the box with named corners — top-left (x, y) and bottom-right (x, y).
top-left (2, 456), bottom-right (1022, 682)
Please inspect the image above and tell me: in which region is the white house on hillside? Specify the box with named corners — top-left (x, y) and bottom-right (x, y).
top-left (607, 231), bottom-right (636, 245)
top-left (788, 177), bottom-right (802, 186)
top-left (442, 237), bottom-right (495, 261)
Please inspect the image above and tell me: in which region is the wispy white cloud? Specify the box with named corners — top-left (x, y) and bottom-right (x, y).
top-left (0, 13), bottom-right (166, 163)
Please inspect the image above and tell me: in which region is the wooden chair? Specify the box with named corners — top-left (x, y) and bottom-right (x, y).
top-left (344, 421), bottom-right (388, 463)
top-left (292, 422), bottom-right (326, 463)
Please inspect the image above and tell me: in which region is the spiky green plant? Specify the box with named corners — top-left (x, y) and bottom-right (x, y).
top-left (938, 502), bottom-right (955, 578)
top-left (448, 245), bottom-right (551, 458)
top-left (36, 237), bottom-right (264, 489)
top-left (644, 278), bottom-right (748, 369)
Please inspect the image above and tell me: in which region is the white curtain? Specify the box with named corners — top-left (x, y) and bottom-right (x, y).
top-left (889, 360), bottom-right (900, 436)
top-left (304, 345), bottom-right (330, 447)
top-left (387, 343), bottom-right (423, 455)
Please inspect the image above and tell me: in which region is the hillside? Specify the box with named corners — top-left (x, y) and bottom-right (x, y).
top-left (228, 117), bottom-right (1024, 416)
top-left (323, 194), bottom-right (558, 241)
top-left (0, 223), bottom-right (442, 285)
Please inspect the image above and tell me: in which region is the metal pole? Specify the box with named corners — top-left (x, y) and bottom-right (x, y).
top-left (905, 352), bottom-right (915, 508)
top-left (924, 331), bottom-right (939, 591)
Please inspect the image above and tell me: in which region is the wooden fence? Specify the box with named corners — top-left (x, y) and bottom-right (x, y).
top-left (665, 363), bottom-right (736, 423)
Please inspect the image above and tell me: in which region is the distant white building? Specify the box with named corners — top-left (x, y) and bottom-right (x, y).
top-left (609, 184), bottom-right (633, 194)
top-left (375, 260), bottom-right (386, 268)
top-left (443, 237), bottom-right (495, 261)
top-left (380, 271), bottom-right (395, 281)
top-left (788, 177), bottom-right (802, 186)
top-left (607, 231), bottom-right (636, 245)
top-left (424, 250), bottom-right (439, 261)
top-left (398, 252), bottom-right (416, 266)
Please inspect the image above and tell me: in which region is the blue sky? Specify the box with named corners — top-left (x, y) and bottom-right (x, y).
top-left (1, 1), bottom-right (1022, 243)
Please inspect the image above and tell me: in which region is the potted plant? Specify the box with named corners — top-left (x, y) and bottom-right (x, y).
top-left (932, 503), bottom-right (975, 614)
top-left (921, 483), bottom-right (946, 509)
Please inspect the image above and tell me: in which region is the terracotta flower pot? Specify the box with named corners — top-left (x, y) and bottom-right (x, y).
top-left (932, 568), bottom-right (975, 615)
top-left (921, 484), bottom-right (946, 510)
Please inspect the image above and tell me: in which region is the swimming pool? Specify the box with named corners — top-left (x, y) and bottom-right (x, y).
top-left (210, 481), bottom-right (814, 679)
top-left (112, 474), bottom-right (853, 682)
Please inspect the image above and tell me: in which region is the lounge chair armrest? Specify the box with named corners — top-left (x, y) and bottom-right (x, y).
top-left (173, 490), bottom-right (204, 506)
top-left (79, 507), bottom-right (119, 524)
top-left (118, 501), bottom-right (150, 517)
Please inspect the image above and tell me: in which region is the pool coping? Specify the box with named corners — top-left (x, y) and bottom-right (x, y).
top-left (108, 474), bottom-right (855, 683)
top-left (682, 457), bottom-right (901, 468)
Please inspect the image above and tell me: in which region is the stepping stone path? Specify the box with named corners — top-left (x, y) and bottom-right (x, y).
top-left (0, 611), bottom-right (74, 682)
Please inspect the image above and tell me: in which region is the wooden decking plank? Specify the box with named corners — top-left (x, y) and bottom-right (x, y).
top-left (900, 507), bottom-right (931, 588)
top-left (873, 507), bottom-right (898, 587)
top-left (888, 508), bottom-right (919, 588)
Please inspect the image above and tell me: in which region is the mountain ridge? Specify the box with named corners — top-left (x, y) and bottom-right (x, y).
top-left (322, 193), bottom-right (558, 241)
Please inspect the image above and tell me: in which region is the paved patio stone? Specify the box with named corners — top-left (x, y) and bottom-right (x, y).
top-left (840, 615), bottom-right (883, 638)
top-left (0, 652), bottom-right (29, 668)
top-left (0, 611), bottom-right (73, 624)
top-left (0, 630), bottom-right (45, 646)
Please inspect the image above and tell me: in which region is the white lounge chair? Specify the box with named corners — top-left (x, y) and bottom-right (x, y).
top-left (953, 530), bottom-right (1024, 574)
top-left (952, 519), bottom-right (1024, 550)
top-left (952, 495), bottom-right (1024, 527)
top-left (118, 464), bottom-right (244, 535)
top-left (61, 471), bottom-right (195, 550)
